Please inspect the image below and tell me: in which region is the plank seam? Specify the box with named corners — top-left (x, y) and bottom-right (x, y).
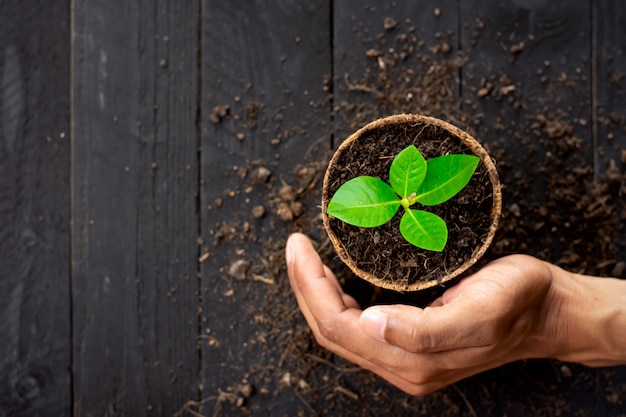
top-left (330, 0), bottom-right (335, 149)
top-left (69, 0), bottom-right (77, 415)
top-left (195, 0), bottom-right (204, 404)
top-left (590, 0), bottom-right (599, 182)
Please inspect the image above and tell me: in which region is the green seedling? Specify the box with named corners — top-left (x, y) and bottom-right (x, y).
top-left (327, 145), bottom-right (479, 251)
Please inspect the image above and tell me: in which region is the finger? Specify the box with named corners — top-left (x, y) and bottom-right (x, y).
top-left (323, 265), bottom-right (360, 309)
top-left (285, 234), bottom-right (422, 389)
top-left (359, 300), bottom-right (494, 354)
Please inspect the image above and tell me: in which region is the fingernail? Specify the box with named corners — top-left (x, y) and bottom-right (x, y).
top-left (285, 236), bottom-right (295, 265)
top-left (360, 308), bottom-right (388, 342)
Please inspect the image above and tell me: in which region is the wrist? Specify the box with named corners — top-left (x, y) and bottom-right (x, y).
top-left (531, 264), bottom-right (626, 366)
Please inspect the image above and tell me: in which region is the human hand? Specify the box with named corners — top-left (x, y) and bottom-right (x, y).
top-left (286, 232), bottom-right (626, 395)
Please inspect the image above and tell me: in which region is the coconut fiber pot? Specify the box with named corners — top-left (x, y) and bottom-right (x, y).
top-left (322, 114), bottom-right (502, 291)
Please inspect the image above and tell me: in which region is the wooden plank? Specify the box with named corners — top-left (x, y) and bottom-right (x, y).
top-left (458, 1), bottom-right (624, 416)
top-left (0, 1), bottom-right (71, 416)
top-left (594, 0), bottom-right (626, 269)
top-left (459, 0), bottom-right (594, 192)
top-left (71, 1), bottom-right (200, 415)
top-left (593, 1), bottom-right (626, 414)
top-left (593, 0), bottom-right (626, 180)
top-left (200, 1), bottom-right (331, 415)
top-left (333, 0), bottom-right (461, 141)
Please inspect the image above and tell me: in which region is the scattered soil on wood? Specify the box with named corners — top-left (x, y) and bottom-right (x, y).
top-left (324, 120), bottom-right (494, 289)
top-left (197, 11), bottom-right (626, 417)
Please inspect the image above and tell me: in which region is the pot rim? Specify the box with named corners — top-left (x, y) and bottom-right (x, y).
top-left (321, 113), bottom-right (502, 291)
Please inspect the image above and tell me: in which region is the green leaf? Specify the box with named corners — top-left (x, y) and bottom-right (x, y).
top-left (415, 154), bottom-right (480, 206)
top-left (389, 145), bottom-right (427, 199)
top-left (327, 176), bottom-right (401, 228)
top-left (399, 209), bottom-right (448, 251)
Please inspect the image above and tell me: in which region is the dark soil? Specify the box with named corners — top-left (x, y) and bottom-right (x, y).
top-left (324, 120), bottom-right (494, 289)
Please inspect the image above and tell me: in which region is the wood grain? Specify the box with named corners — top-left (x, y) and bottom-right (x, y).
top-left (593, 0), bottom-right (626, 179)
top-left (0, 1), bottom-right (71, 416)
top-left (333, 0), bottom-right (460, 141)
top-left (72, 1), bottom-right (200, 415)
top-left (0, 1), bottom-right (624, 415)
top-left (200, 0), bottom-right (331, 414)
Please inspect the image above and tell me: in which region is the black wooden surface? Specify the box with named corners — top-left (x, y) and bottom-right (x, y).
top-left (72, 1), bottom-right (199, 416)
top-left (201, 2), bottom-right (331, 415)
top-left (1, 1), bottom-right (626, 416)
top-left (0, 1), bottom-right (71, 416)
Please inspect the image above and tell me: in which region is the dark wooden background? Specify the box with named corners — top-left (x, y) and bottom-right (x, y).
top-left (1, 0), bottom-right (625, 416)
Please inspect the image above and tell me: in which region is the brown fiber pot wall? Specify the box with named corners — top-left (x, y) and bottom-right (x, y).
top-left (322, 114), bottom-right (502, 291)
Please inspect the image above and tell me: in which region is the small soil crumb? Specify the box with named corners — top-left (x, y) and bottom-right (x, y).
top-left (236, 132), bottom-right (246, 141)
top-left (279, 185), bottom-right (298, 202)
top-left (366, 48), bottom-right (381, 58)
top-left (383, 16), bottom-right (398, 31)
top-left (238, 383), bottom-right (254, 399)
top-left (228, 259), bottom-right (251, 280)
top-left (434, 7), bottom-right (441, 17)
top-left (251, 166), bottom-right (272, 184)
top-left (276, 202), bottom-right (294, 221)
top-left (510, 41), bottom-right (525, 54)
top-left (509, 203), bottom-right (521, 217)
top-left (290, 201), bottom-right (304, 217)
top-left (210, 105), bottom-right (230, 124)
top-left (500, 84), bottom-right (516, 95)
top-left (252, 205), bottom-right (266, 219)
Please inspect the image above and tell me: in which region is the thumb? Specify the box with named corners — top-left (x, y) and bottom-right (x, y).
top-left (359, 302), bottom-right (487, 353)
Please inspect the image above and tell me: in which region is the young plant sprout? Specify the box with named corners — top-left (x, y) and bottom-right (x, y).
top-left (327, 145), bottom-right (479, 251)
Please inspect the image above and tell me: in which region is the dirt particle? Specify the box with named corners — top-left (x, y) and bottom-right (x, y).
top-left (383, 17), bottom-right (398, 31)
top-left (510, 42), bottom-right (524, 54)
top-left (279, 185), bottom-right (298, 202)
top-left (433, 7), bottom-right (441, 17)
top-left (478, 87), bottom-right (491, 97)
top-left (298, 379), bottom-right (310, 391)
top-left (290, 201), bottom-right (304, 217)
top-left (238, 383), bottom-right (254, 399)
top-left (252, 205), bottom-right (266, 219)
top-left (276, 202), bottom-right (294, 222)
top-left (508, 203), bottom-right (521, 218)
top-left (236, 132), bottom-right (246, 141)
top-left (621, 149), bottom-right (626, 164)
top-left (500, 85), bottom-right (516, 95)
top-left (228, 259), bottom-right (251, 280)
top-left (279, 372), bottom-right (293, 388)
top-left (251, 166), bottom-right (272, 184)
top-left (607, 392), bottom-right (620, 405)
top-left (210, 105), bottom-right (230, 124)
